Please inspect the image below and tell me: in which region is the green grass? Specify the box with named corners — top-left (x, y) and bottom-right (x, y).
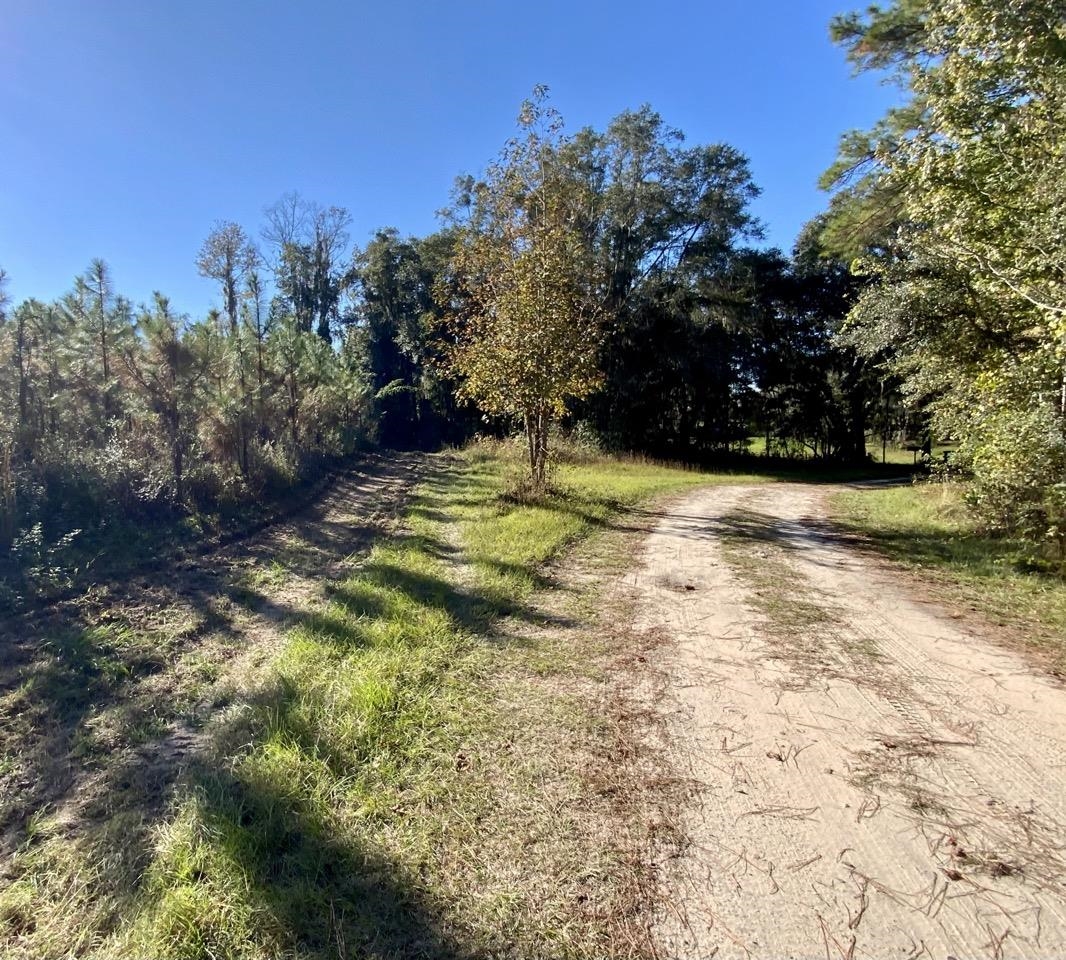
top-left (832, 482), bottom-right (1066, 674)
top-left (863, 441), bottom-right (957, 465)
top-left (743, 434), bottom-right (953, 473)
top-left (2, 441), bottom-right (750, 960)
top-left (453, 443), bottom-right (763, 605)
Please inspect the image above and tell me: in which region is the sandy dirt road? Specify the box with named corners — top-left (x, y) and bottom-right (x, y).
top-left (633, 483), bottom-right (1066, 960)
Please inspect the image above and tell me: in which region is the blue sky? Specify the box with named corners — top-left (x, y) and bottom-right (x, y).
top-left (0, 0), bottom-right (896, 317)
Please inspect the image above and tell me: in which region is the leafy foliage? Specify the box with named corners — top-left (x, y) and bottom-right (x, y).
top-left (441, 91), bottom-right (605, 486)
top-left (346, 228), bottom-right (473, 448)
top-left (439, 94), bottom-right (872, 469)
top-left (824, 0), bottom-right (1066, 548)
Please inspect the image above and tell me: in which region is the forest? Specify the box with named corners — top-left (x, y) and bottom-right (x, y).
top-left (0, 0), bottom-right (1062, 605)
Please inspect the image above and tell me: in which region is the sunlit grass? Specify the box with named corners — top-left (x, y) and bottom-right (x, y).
top-left (2, 442), bottom-right (742, 960)
top-left (458, 439), bottom-right (768, 603)
top-left (863, 441), bottom-right (957, 465)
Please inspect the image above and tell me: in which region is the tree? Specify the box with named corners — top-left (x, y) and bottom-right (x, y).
top-left (242, 269), bottom-right (271, 426)
top-left (196, 222), bottom-right (260, 473)
top-left (560, 106), bottom-right (760, 314)
top-left (442, 90), bottom-right (603, 487)
top-left (348, 228), bottom-right (467, 448)
top-left (557, 106), bottom-right (761, 456)
top-left (268, 314), bottom-right (311, 446)
top-left (196, 221), bottom-right (259, 336)
top-left (0, 269), bottom-right (16, 548)
top-left (61, 260), bottom-right (135, 433)
top-left (262, 194), bottom-right (352, 341)
top-left (124, 294), bottom-right (202, 502)
top-left (823, 0), bottom-right (1066, 543)
top-left (3, 299), bottom-right (67, 446)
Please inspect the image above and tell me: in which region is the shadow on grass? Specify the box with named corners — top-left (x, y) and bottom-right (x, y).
top-left (0, 615), bottom-right (184, 843)
top-left (167, 759), bottom-right (476, 959)
top-left (0, 455), bottom-right (428, 844)
top-left (0, 451), bottom-right (587, 958)
top-left (3, 457), bottom-right (850, 849)
top-left (836, 515), bottom-right (1066, 582)
top-left (4, 450), bottom-right (670, 955)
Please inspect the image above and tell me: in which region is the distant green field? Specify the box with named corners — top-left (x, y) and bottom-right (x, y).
top-left (743, 435), bottom-right (956, 466)
top-left (864, 441), bottom-right (957, 465)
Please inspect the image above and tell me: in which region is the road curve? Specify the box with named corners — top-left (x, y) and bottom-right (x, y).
top-left (630, 483), bottom-right (1066, 960)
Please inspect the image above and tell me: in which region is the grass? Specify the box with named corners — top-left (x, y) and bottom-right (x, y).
top-left (1, 441), bottom-right (752, 960)
top-left (863, 441), bottom-right (957, 466)
top-left (454, 443), bottom-right (762, 605)
top-left (744, 434), bottom-right (953, 465)
top-left (831, 481), bottom-right (1066, 674)
top-left (716, 510), bottom-right (837, 632)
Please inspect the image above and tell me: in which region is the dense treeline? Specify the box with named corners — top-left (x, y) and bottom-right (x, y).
top-left (0, 101), bottom-right (908, 594)
top-left (435, 102), bottom-right (878, 465)
top-left (448, 103), bottom-right (869, 463)
top-left (0, 261), bottom-right (367, 596)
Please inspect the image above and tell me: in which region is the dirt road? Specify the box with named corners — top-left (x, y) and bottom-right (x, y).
top-left (633, 483), bottom-right (1066, 959)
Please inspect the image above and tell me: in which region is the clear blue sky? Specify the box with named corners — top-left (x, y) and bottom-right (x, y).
top-left (0, 0), bottom-right (896, 317)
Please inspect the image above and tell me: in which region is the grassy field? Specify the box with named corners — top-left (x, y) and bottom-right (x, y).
top-left (832, 482), bottom-right (1066, 675)
top-left (743, 435), bottom-right (956, 468)
top-left (0, 442), bottom-right (757, 960)
top-left (863, 441), bottom-right (957, 466)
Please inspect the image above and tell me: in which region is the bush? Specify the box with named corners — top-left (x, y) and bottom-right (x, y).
top-left (0, 522), bottom-right (82, 610)
top-left (247, 439), bottom-right (301, 499)
top-left (956, 400), bottom-right (1066, 554)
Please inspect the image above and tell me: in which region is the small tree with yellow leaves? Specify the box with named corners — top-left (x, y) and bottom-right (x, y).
top-left (442, 89), bottom-right (603, 488)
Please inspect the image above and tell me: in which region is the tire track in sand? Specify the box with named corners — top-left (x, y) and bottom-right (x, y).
top-left (634, 483), bottom-right (1066, 960)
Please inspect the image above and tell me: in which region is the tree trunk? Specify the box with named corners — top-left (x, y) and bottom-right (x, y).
top-left (528, 408), bottom-right (550, 489)
top-left (235, 336), bottom-right (249, 476)
top-left (524, 413), bottom-right (534, 480)
top-left (0, 441), bottom-right (14, 549)
top-left (101, 325), bottom-right (111, 423)
top-left (523, 409), bottom-right (551, 488)
top-left (173, 441), bottom-right (184, 505)
top-left (289, 368), bottom-right (300, 446)
top-left (225, 275), bottom-right (238, 336)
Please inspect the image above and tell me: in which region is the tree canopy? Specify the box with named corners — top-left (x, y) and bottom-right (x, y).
top-left (822, 0), bottom-right (1066, 543)
top-left (441, 91), bottom-right (604, 486)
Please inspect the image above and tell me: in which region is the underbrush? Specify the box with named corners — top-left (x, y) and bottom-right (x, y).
top-left (832, 481), bottom-right (1066, 674)
top-left (1, 442), bottom-right (740, 959)
top-left (0, 450), bottom-right (351, 615)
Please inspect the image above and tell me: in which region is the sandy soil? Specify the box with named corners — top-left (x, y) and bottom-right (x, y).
top-left (632, 483), bottom-right (1066, 960)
